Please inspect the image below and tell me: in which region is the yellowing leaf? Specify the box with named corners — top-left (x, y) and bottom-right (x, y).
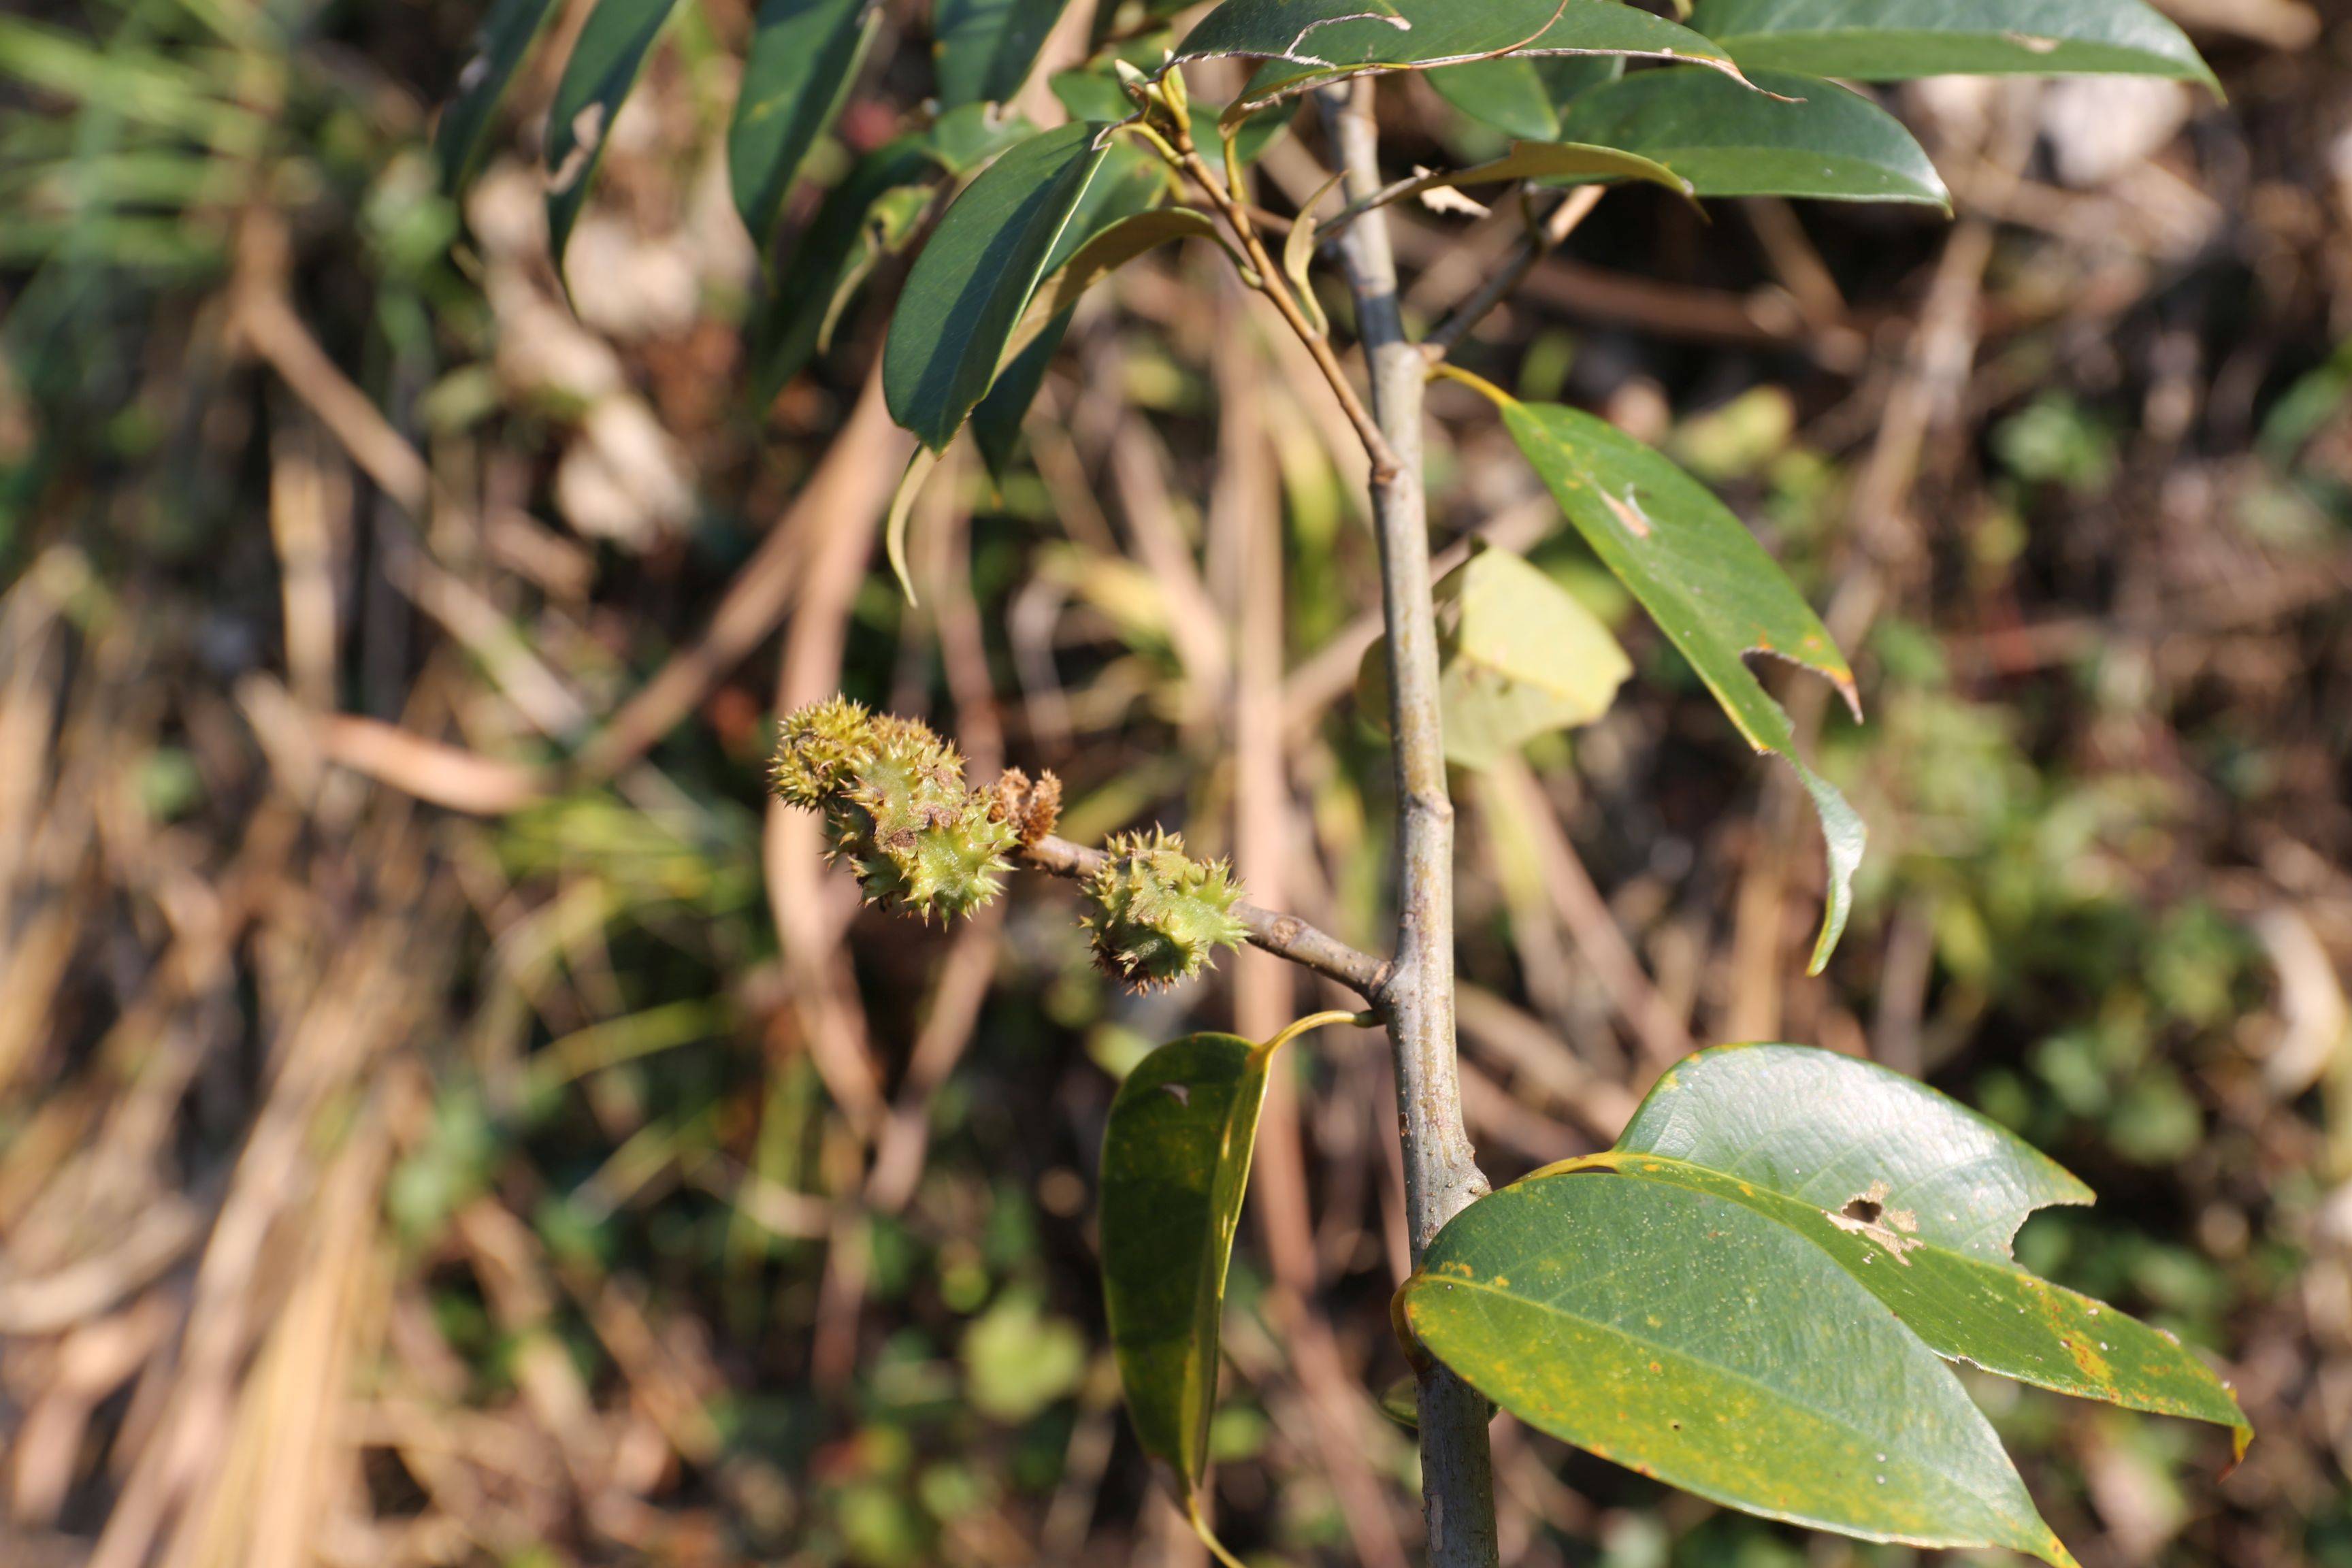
top-left (1401, 1173), bottom-right (2082, 1565)
top-left (1362, 546), bottom-right (1633, 772)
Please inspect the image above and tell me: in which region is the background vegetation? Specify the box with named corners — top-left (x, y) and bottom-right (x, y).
top-left (1, 1), bottom-right (2349, 1565)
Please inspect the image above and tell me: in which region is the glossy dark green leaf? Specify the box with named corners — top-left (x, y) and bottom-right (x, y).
top-left (1688, 0), bottom-right (2217, 87)
top-left (1099, 1033), bottom-right (1272, 1488)
top-left (975, 143), bottom-right (1181, 479)
top-left (1402, 1174), bottom-right (2078, 1565)
top-left (935, 0), bottom-right (1071, 108)
top-left (1188, 0), bottom-right (1742, 111)
top-left (434, 0), bottom-right (561, 192)
top-left (1547, 1044), bottom-right (2251, 1453)
top-left (543, 0), bottom-right (677, 270)
top-left (884, 120), bottom-right (1112, 450)
top-left (1361, 546), bottom-right (1633, 771)
top-left (1427, 52), bottom-right (1620, 144)
top-left (1554, 67), bottom-right (1946, 206)
top-left (728, 0), bottom-right (877, 250)
top-left (1494, 395), bottom-right (1863, 970)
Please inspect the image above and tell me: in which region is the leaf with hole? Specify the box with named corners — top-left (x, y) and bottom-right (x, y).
top-left (1687, 0), bottom-right (2217, 87)
top-left (1182, 0), bottom-right (1744, 111)
top-left (883, 120), bottom-right (1113, 450)
top-left (1539, 1043), bottom-right (2251, 1452)
top-left (729, 0), bottom-right (878, 252)
top-left (1401, 1173), bottom-right (2080, 1564)
top-left (1552, 66), bottom-right (1946, 206)
top-left (434, 0), bottom-right (561, 192)
top-left (1494, 394), bottom-right (1863, 970)
top-left (1360, 546), bottom-right (1633, 772)
top-left (544, 0), bottom-right (677, 272)
top-left (1427, 53), bottom-right (1621, 144)
top-left (1099, 1033), bottom-right (1274, 1492)
top-left (935, 0), bottom-right (1073, 108)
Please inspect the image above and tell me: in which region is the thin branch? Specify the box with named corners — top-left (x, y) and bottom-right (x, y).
top-left (1018, 835), bottom-right (1392, 1000)
top-left (1318, 77), bottom-right (1501, 1568)
top-left (1161, 120), bottom-right (1406, 485)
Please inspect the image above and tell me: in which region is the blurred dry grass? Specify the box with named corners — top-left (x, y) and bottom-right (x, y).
top-left (2, 1), bottom-right (2351, 1565)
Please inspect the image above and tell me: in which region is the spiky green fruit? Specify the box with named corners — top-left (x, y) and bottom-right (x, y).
top-left (770, 697), bottom-right (876, 808)
top-left (1083, 829), bottom-right (1250, 991)
top-left (770, 700), bottom-right (1014, 921)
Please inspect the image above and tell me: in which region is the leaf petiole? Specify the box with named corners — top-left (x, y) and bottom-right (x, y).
top-left (1250, 1008), bottom-right (1379, 1068)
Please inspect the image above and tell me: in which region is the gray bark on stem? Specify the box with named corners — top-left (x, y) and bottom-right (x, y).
top-left (1318, 80), bottom-right (1500, 1568)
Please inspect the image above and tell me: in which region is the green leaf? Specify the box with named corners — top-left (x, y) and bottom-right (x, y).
top-left (1100, 1031), bottom-right (1271, 1490)
top-left (1100, 1013), bottom-right (1362, 1510)
top-left (1402, 1173), bottom-right (2079, 1565)
top-left (1427, 53), bottom-right (1621, 144)
top-left (434, 0), bottom-right (561, 192)
top-left (1049, 65), bottom-right (1137, 125)
top-left (923, 100), bottom-right (1046, 175)
top-left (1552, 1044), bottom-right (2251, 1453)
top-left (883, 120), bottom-right (1113, 450)
top-left (1183, 0), bottom-right (1745, 110)
top-left (1614, 1043), bottom-right (2092, 1255)
top-left (543, 0), bottom-right (677, 270)
top-left (1494, 393), bottom-right (1863, 971)
top-left (729, 0), bottom-right (879, 251)
top-left (1688, 0), bottom-right (2217, 88)
top-left (973, 140), bottom-right (1177, 478)
top-left (936, 0), bottom-right (1073, 108)
top-left (1361, 546), bottom-right (1633, 772)
top-left (1011, 207), bottom-right (1214, 359)
top-left (1554, 67), bottom-right (1946, 206)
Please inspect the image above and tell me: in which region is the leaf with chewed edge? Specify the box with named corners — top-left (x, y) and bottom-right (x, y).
top-left (1488, 391), bottom-right (1863, 970)
top-left (1179, 0), bottom-right (1744, 112)
top-left (544, 0), bottom-right (677, 272)
top-left (1401, 1173), bottom-right (2081, 1565)
top-left (1529, 1043), bottom-right (2251, 1455)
